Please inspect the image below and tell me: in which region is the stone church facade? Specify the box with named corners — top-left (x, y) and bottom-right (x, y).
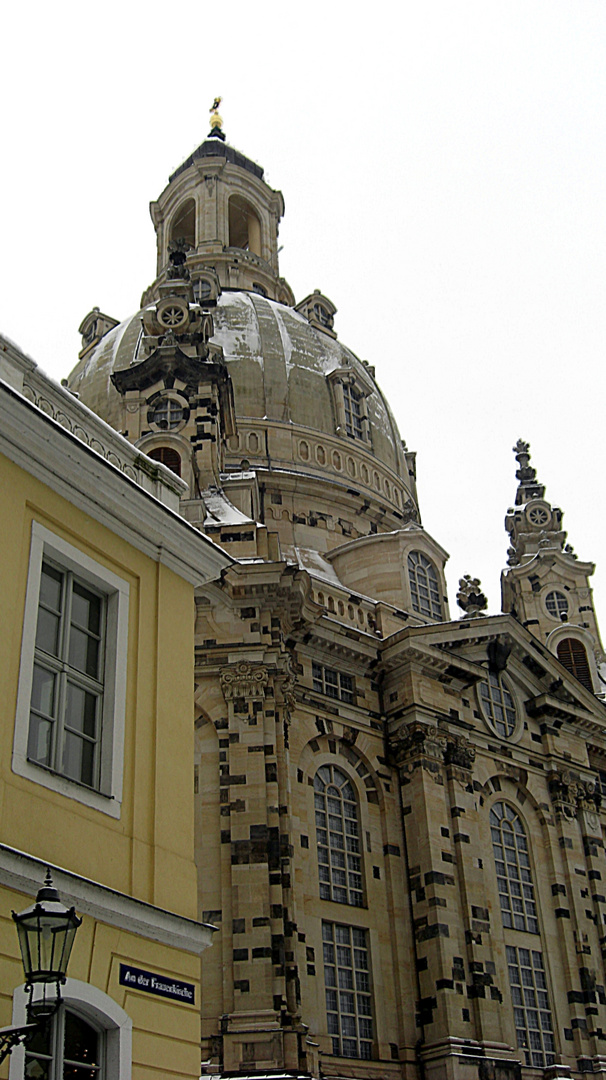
top-left (67, 112), bottom-right (606, 1080)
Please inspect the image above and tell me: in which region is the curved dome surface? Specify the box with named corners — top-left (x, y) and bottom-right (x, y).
top-left (68, 291), bottom-right (408, 489)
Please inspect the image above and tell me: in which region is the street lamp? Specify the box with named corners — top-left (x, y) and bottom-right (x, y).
top-left (13, 868), bottom-right (81, 989)
top-left (0, 869), bottom-right (81, 1063)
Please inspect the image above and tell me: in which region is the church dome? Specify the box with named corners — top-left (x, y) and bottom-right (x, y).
top-left (68, 289), bottom-right (412, 517)
top-left (66, 122), bottom-right (445, 619)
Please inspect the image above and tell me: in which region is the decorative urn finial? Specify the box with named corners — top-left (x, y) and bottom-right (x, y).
top-left (457, 575), bottom-right (488, 618)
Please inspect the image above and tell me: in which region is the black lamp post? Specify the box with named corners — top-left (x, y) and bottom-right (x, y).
top-left (0, 869), bottom-right (81, 1063)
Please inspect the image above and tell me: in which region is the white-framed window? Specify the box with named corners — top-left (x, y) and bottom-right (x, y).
top-left (312, 662), bottom-right (354, 704)
top-left (314, 765), bottom-right (364, 907)
top-left (25, 1002), bottom-right (103, 1078)
top-left (322, 922), bottom-right (373, 1060)
top-left (9, 979), bottom-right (132, 1080)
top-left (13, 522), bottom-right (129, 819)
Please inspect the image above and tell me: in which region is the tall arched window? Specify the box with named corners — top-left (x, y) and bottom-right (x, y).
top-left (557, 637), bottom-right (593, 692)
top-left (407, 552), bottom-right (442, 621)
top-left (490, 802), bottom-right (537, 932)
top-left (229, 195), bottom-right (261, 255)
top-left (170, 198), bottom-right (195, 248)
top-left (314, 765), bottom-right (363, 906)
top-left (490, 802), bottom-right (555, 1068)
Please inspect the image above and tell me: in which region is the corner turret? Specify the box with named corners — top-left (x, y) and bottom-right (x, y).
top-left (501, 439), bottom-right (605, 694)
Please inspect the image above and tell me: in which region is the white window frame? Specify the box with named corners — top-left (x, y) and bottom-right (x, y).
top-left (9, 979), bottom-right (132, 1080)
top-left (13, 522), bottom-right (129, 819)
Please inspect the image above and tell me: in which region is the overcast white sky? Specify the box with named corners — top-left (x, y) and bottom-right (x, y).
top-left (2, 1), bottom-right (605, 627)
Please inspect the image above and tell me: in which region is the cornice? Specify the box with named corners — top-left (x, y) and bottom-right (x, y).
top-left (0, 379), bottom-right (231, 586)
top-left (0, 844), bottom-right (215, 955)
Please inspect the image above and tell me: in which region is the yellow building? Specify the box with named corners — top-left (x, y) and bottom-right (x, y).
top-left (0, 334), bottom-right (230, 1078)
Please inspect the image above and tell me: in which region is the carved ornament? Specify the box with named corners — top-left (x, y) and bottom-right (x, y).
top-left (547, 768), bottom-right (601, 821)
top-left (220, 662), bottom-right (269, 701)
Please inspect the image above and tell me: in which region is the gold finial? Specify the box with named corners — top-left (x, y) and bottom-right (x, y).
top-left (209, 97), bottom-right (223, 132)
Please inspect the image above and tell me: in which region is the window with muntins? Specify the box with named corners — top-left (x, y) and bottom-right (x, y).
top-left (312, 662), bottom-right (354, 704)
top-left (491, 802), bottom-right (555, 1068)
top-left (25, 1005), bottom-right (102, 1078)
top-left (506, 946), bottom-right (555, 1068)
top-left (29, 562), bottom-right (105, 790)
top-left (407, 551), bottom-right (442, 620)
top-left (490, 803), bottom-right (538, 932)
top-left (342, 384), bottom-right (363, 439)
top-left (480, 673), bottom-right (517, 739)
top-left (314, 765), bottom-right (363, 906)
top-left (545, 590), bottom-right (568, 619)
top-left (322, 922), bottom-right (373, 1059)
top-left (14, 522), bottom-right (129, 818)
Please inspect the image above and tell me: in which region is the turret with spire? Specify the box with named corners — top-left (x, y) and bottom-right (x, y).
top-left (501, 440), bottom-right (605, 694)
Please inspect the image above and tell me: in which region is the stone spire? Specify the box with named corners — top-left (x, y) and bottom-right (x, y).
top-left (501, 441), bottom-right (605, 693)
top-left (504, 440), bottom-right (572, 568)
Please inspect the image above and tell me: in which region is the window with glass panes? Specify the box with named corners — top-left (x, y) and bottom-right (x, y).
top-left (151, 397), bottom-right (184, 430)
top-left (480, 673), bottom-right (517, 739)
top-left (491, 802), bottom-right (555, 1068)
top-left (545, 590), bottom-right (568, 619)
top-left (342, 384), bottom-right (363, 439)
top-left (314, 765), bottom-right (363, 906)
top-left (25, 1005), bottom-right (102, 1078)
top-left (490, 803), bottom-right (538, 932)
top-left (506, 946), bottom-right (555, 1068)
top-left (322, 922), bottom-right (373, 1059)
top-left (29, 561), bottom-right (105, 790)
top-left (312, 662), bottom-right (354, 704)
top-left (407, 552), bottom-right (442, 620)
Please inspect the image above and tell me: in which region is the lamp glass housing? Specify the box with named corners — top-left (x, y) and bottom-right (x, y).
top-left (13, 879), bottom-right (81, 986)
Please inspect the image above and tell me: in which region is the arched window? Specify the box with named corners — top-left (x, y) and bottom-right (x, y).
top-left (25, 1006), bottom-right (102, 1078)
top-left (490, 802), bottom-right (537, 932)
top-left (490, 802), bottom-right (555, 1068)
top-left (314, 764), bottom-right (363, 906)
top-left (407, 552), bottom-right (442, 621)
top-left (557, 637), bottom-right (593, 691)
top-left (147, 446), bottom-right (181, 477)
top-left (479, 673), bottom-right (517, 739)
top-left (10, 979), bottom-right (132, 1080)
top-left (170, 198), bottom-right (195, 248)
top-left (229, 195), bottom-right (261, 255)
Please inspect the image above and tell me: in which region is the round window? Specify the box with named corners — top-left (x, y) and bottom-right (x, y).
top-left (479, 672), bottom-right (517, 738)
top-left (545, 590), bottom-right (568, 620)
top-left (151, 398), bottom-right (184, 430)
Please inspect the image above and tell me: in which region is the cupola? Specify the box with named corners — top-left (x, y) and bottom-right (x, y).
top-left (141, 102), bottom-right (294, 308)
